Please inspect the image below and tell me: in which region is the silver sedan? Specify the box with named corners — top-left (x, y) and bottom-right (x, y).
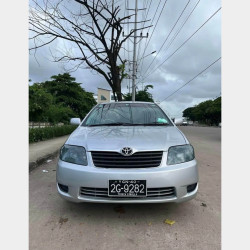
top-left (57, 102), bottom-right (198, 203)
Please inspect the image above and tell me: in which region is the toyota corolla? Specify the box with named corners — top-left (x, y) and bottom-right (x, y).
top-left (57, 102), bottom-right (198, 203)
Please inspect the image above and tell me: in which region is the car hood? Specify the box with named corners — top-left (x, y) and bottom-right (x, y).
top-left (66, 126), bottom-right (188, 152)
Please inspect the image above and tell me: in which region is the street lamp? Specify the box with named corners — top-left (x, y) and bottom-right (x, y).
top-left (137, 51), bottom-right (156, 63)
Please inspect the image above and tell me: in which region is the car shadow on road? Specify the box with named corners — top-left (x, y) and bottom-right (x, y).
top-left (54, 196), bottom-right (195, 226)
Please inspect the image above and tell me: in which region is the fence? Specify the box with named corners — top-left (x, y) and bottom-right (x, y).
top-left (29, 122), bottom-right (64, 128)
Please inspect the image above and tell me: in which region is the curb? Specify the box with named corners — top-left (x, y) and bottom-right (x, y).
top-left (29, 149), bottom-right (60, 172)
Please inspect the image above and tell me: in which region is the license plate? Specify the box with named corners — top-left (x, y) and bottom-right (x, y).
top-left (108, 180), bottom-right (146, 197)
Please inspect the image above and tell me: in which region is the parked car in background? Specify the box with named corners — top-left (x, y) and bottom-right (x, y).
top-left (182, 121), bottom-right (188, 126)
top-left (57, 102), bottom-right (198, 203)
top-left (181, 117), bottom-right (188, 126)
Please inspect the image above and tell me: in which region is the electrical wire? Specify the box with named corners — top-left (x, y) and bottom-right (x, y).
top-left (136, 0), bottom-right (153, 59)
top-left (139, 0), bottom-right (169, 73)
top-left (137, 0), bottom-right (160, 62)
top-left (142, 0), bottom-right (191, 77)
top-left (141, 6), bottom-right (221, 82)
top-left (162, 0), bottom-right (201, 59)
top-left (159, 57), bottom-right (221, 103)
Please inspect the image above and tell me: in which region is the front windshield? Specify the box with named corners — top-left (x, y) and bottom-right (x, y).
top-left (82, 103), bottom-right (173, 126)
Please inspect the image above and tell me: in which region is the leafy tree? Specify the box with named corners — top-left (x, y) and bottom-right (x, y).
top-left (193, 100), bottom-right (214, 124)
top-left (123, 85), bottom-right (154, 102)
top-left (29, 73), bottom-right (96, 123)
top-left (44, 104), bottom-right (76, 124)
top-left (182, 97), bottom-right (221, 125)
top-left (206, 97), bottom-right (221, 125)
top-left (41, 73), bottom-right (96, 119)
top-left (183, 107), bottom-right (195, 121)
top-left (29, 83), bottom-right (53, 122)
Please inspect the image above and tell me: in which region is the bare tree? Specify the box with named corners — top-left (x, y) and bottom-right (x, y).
top-left (29, 0), bottom-right (150, 101)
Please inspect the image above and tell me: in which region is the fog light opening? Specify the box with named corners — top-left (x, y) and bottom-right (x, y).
top-left (187, 183), bottom-right (197, 193)
top-left (58, 183), bottom-right (69, 193)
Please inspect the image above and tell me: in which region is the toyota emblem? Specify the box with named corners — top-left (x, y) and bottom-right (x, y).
top-left (121, 147), bottom-right (133, 156)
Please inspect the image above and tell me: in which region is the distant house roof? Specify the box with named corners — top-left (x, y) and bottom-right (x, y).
top-left (98, 87), bottom-right (111, 91)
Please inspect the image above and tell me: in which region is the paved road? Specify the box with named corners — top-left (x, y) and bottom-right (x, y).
top-left (29, 126), bottom-right (221, 250)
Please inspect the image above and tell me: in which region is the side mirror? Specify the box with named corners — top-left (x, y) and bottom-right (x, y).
top-left (174, 118), bottom-right (183, 126)
top-left (70, 118), bottom-right (81, 125)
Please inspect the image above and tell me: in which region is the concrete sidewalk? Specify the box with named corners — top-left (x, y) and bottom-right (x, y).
top-left (29, 135), bottom-right (69, 171)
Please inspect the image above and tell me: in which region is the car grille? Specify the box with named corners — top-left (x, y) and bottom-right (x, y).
top-left (91, 151), bottom-right (163, 168)
top-left (80, 187), bottom-right (175, 199)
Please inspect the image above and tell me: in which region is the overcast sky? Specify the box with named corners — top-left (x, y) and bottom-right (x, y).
top-left (29, 0), bottom-right (221, 118)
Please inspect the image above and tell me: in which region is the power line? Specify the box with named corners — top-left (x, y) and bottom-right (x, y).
top-left (162, 0), bottom-right (201, 58)
top-left (144, 0), bottom-right (153, 24)
top-left (141, 6), bottom-right (221, 82)
top-left (143, 0), bottom-right (169, 52)
top-left (142, 0), bottom-right (191, 77)
top-left (139, 0), bottom-right (167, 69)
top-left (136, 0), bottom-right (153, 63)
top-left (124, 0), bottom-right (150, 101)
top-left (137, 0), bottom-right (160, 62)
top-left (136, 0), bottom-right (161, 88)
top-left (124, 0), bottom-right (152, 94)
top-left (144, 0), bottom-right (200, 77)
top-left (159, 57), bottom-right (221, 103)
top-left (139, 0), bottom-right (169, 73)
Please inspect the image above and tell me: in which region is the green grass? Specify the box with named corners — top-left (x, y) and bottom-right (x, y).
top-left (29, 125), bottom-right (77, 143)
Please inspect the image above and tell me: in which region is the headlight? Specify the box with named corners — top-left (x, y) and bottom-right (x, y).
top-left (60, 145), bottom-right (88, 165)
top-left (167, 145), bottom-right (194, 165)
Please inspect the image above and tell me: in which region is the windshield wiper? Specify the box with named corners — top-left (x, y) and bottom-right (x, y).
top-left (87, 122), bottom-right (133, 127)
top-left (87, 122), bottom-right (169, 127)
top-left (137, 122), bottom-right (169, 126)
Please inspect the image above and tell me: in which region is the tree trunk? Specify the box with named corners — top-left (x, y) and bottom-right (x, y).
top-left (114, 78), bottom-right (122, 101)
top-left (111, 66), bottom-right (122, 101)
top-left (112, 89), bottom-right (117, 102)
top-left (117, 92), bottom-right (122, 101)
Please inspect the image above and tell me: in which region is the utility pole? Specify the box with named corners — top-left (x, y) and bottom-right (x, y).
top-left (132, 0), bottom-right (138, 101)
top-left (126, 61), bottom-right (134, 94)
top-left (123, 0), bottom-right (150, 101)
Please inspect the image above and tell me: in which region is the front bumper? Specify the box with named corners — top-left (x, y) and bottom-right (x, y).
top-left (56, 156), bottom-right (199, 203)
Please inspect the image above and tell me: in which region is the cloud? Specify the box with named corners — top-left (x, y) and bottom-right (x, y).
top-left (29, 0), bottom-right (221, 118)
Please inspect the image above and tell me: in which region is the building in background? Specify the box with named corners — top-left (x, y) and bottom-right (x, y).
top-left (93, 88), bottom-right (115, 104)
top-left (97, 88), bottom-right (111, 103)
